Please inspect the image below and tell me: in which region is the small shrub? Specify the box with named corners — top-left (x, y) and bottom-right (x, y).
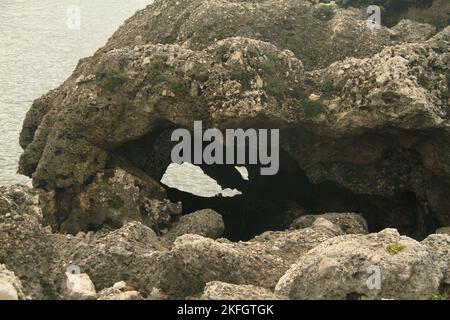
top-left (108, 198), bottom-right (124, 209)
top-left (230, 69), bottom-right (252, 90)
top-left (386, 243), bottom-right (406, 255)
top-left (168, 78), bottom-right (188, 94)
top-left (322, 79), bottom-right (334, 95)
top-left (266, 52), bottom-right (279, 63)
top-left (303, 100), bottom-right (325, 118)
top-left (293, 87), bottom-right (310, 100)
top-left (442, 91), bottom-right (449, 100)
top-left (431, 293), bottom-right (449, 300)
top-left (96, 69), bottom-right (128, 92)
top-left (262, 53), bottom-right (279, 76)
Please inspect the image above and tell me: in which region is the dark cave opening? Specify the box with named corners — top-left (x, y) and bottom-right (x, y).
top-left (113, 128), bottom-right (442, 241)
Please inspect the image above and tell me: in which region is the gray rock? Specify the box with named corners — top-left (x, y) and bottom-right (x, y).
top-left (164, 209), bottom-right (225, 243)
top-left (53, 166), bottom-right (181, 234)
top-left (0, 185), bottom-right (59, 299)
top-left (158, 220), bottom-right (342, 298)
top-left (201, 281), bottom-right (287, 300)
top-left (0, 264), bottom-right (26, 300)
top-left (61, 272), bottom-right (96, 300)
top-left (421, 234), bottom-right (450, 285)
top-left (102, 0), bottom-right (395, 70)
top-left (290, 212), bottom-right (368, 234)
top-left (54, 221), bottom-right (169, 295)
top-left (18, 14), bottom-right (450, 238)
top-left (391, 19), bottom-right (436, 43)
top-left (275, 229), bottom-right (441, 300)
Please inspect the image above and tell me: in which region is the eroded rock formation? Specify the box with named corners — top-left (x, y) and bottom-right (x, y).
top-left (4, 0), bottom-right (450, 299)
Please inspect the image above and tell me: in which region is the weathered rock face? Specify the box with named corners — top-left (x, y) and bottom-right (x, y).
top-left (9, 0), bottom-right (450, 300)
top-left (17, 0), bottom-right (450, 239)
top-left (200, 281), bottom-right (286, 300)
top-left (0, 264), bottom-right (27, 300)
top-left (53, 221), bottom-right (168, 294)
top-left (157, 218), bottom-right (342, 298)
top-left (19, 37), bottom-right (304, 190)
top-left (0, 185), bottom-right (59, 299)
top-left (390, 19), bottom-right (436, 43)
top-left (164, 208), bottom-right (225, 243)
top-left (275, 229), bottom-right (442, 300)
top-left (421, 234), bottom-right (450, 285)
top-left (47, 166), bottom-right (181, 234)
top-left (1, 185), bottom-right (449, 300)
top-left (101, 0), bottom-right (399, 70)
top-left (290, 212), bottom-right (368, 234)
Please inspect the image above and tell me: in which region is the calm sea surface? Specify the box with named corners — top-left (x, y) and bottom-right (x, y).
top-left (0, 0), bottom-right (151, 185)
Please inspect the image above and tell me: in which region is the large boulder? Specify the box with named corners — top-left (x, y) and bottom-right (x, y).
top-left (53, 222), bottom-right (169, 295)
top-left (157, 218), bottom-right (342, 298)
top-left (275, 229), bottom-right (442, 300)
top-left (421, 234), bottom-right (450, 285)
top-left (16, 1), bottom-right (450, 239)
top-left (19, 37), bottom-right (304, 190)
top-left (164, 209), bottom-right (225, 243)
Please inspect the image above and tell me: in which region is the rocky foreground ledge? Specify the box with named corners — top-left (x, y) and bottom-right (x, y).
top-left (0, 184), bottom-right (449, 300)
top-left (2, 0), bottom-right (450, 300)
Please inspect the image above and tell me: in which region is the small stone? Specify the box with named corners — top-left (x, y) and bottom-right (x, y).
top-left (309, 93), bottom-right (321, 101)
top-left (62, 272), bottom-right (97, 300)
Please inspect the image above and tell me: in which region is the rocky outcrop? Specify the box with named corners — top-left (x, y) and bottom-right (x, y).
top-left (275, 229), bottom-right (442, 300)
top-left (47, 166), bottom-right (181, 234)
top-left (390, 19), bottom-right (436, 42)
top-left (1, 185), bottom-right (449, 300)
top-left (421, 234), bottom-right (450, 285)
top-left (7, 0), bottom-right (450, 300)
top-left (17, 0), bottom-right (450, 238)
top-left (100, 0), bottom-right (399, 70)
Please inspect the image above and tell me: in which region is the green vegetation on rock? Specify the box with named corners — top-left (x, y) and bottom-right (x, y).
top-left (430, 293), bottom-right (449, 300)
top-left (168, 77), bottom-right (188, 95)
top-left (386, 242), bottom-right (406, 255)
top-left (322, 79), bottom-right (334, 96)
top-left (96, 69), bottom-right (128, 92)
top-left (303, 100), bottom-right (325, 118)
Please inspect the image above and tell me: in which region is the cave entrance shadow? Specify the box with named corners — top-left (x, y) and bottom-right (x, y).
top-left (114, 129), bottom-right (437, 241)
